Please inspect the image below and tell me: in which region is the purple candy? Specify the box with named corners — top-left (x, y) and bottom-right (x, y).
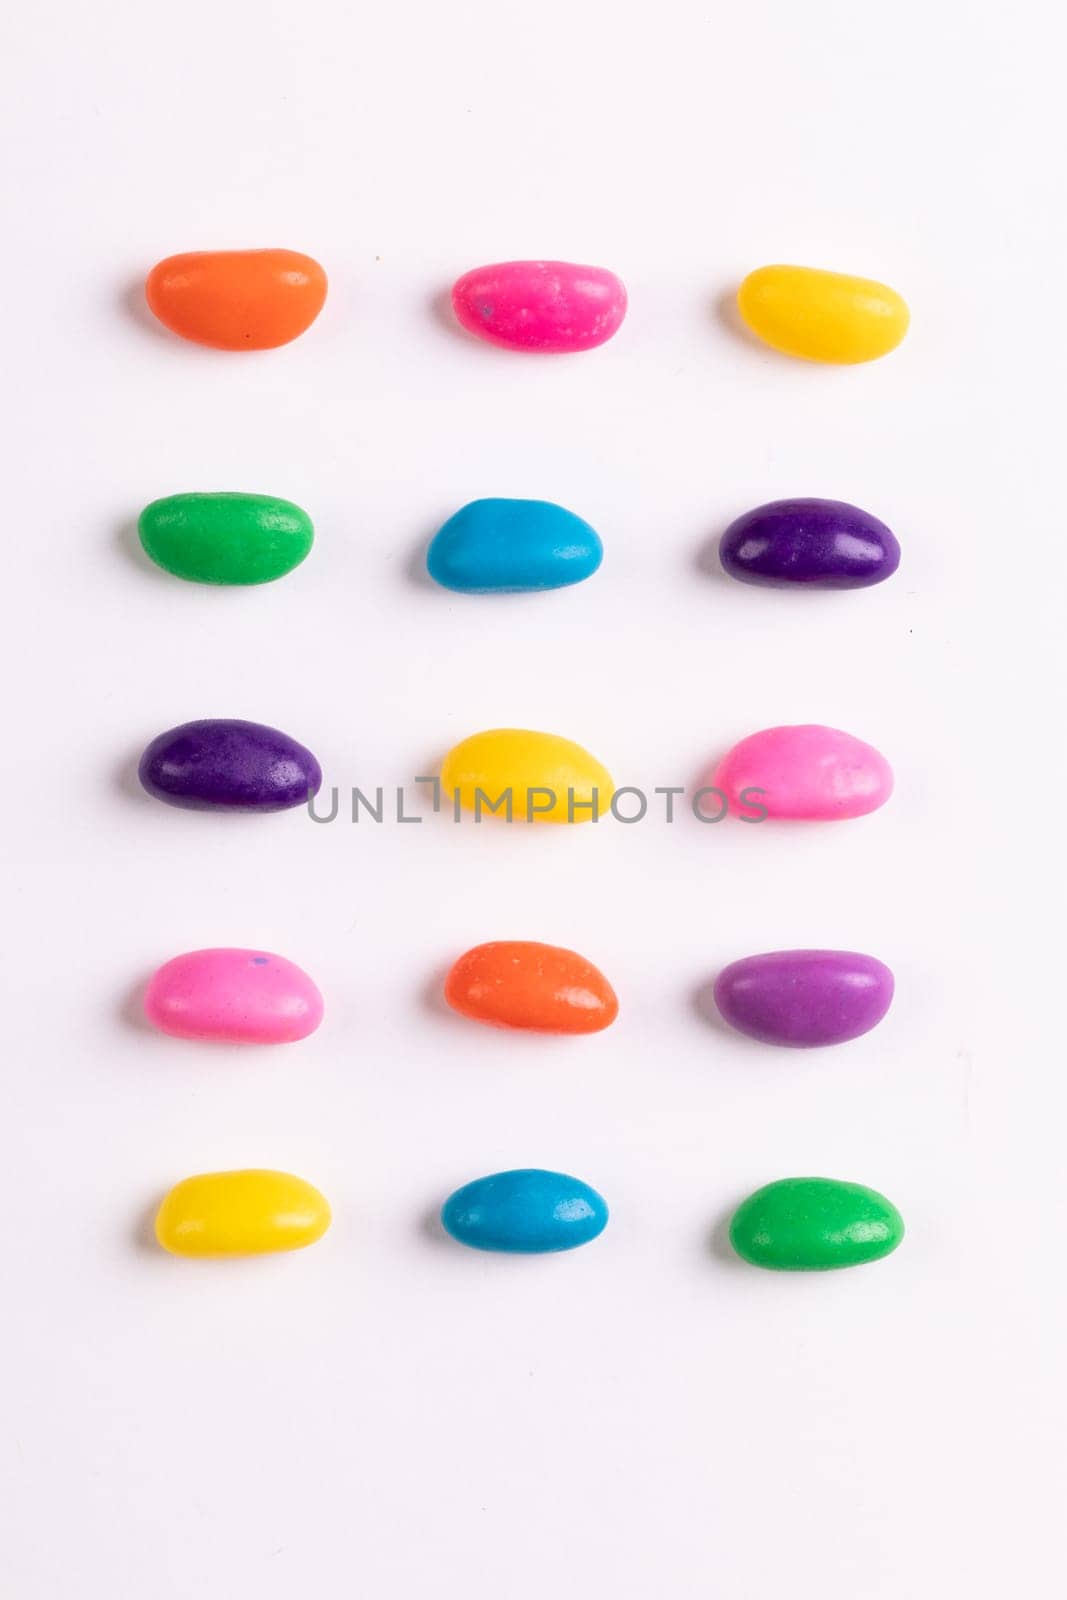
top-left (714, 950), bottom-right (894, 1048)
top-left (138, 718), bottom-right (321, 812)
top-left (719, 498), bottom-right (900, 589)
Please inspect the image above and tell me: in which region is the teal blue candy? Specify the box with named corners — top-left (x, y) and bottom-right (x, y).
top-left (426, 498), bottom-right (603, 593)
top-left (440, 1168), bottom-right (609, 1253)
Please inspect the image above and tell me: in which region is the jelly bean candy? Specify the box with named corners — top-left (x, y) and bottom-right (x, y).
top-left (451, 260), bottom-right (627, 352)
top-left (714, 950), bottom-right (894, 1047)
top-left (441, 1169), bottom-right (609, 1253)
top-left (427, 498), bottom-right (603, 593)
top-left (145, 249), bottom-right (327, 350)
top-left (138, 719), bottom-right (321, 812)
top-left (445, 941), bottom-right (618, 1033)
top-left (737, 265), bottom-right (909, 363)
top-left (729, 1177), bottom-right (904, 1270)
top-left (144, 949), bottom-right (324, 1044)
top-left (712, 724), bottom-right (893, 820)
top-left (155, 1169), bottom-right (331, 1256)
top-left (719, 498), bottom-right (900, 589)
top-left (138, 492), bottom-right (314, 586)
top-left (440, 728), bottom-right (614, 824)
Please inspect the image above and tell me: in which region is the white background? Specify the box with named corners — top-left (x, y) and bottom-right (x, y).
top-left (3, 2), bottom-right (1065, 1595)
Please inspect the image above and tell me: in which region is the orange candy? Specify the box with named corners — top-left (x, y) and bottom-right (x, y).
top-left (144, 249), bottom-right (327, 350)
top-left (444, 941), bottom-right (619, 1034)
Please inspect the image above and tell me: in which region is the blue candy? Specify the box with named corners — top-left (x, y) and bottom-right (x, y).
top-left (440, 1168), bottom-right (609, 1254)
top-left (426, 498), bottom-right (603, 593)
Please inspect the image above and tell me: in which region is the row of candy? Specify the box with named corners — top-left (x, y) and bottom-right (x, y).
top-left (143, 250), bottom-right (910, 364)
top-left (144, 943), bottom-right (894, 1049)
top-left (153, 1167), bottom-right (905, 1269)
top-left (137, 492), bottom-right (902, 593)
top-left (136, 720), bottom-right (894, 822)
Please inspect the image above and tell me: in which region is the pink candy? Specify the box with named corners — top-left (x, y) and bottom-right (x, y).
top-left (451, 260), bottom-right (627, 352)
top-left (713, 724), bottom-right (894, 820)
top-left (144, 948), bottom-right (324, 1044)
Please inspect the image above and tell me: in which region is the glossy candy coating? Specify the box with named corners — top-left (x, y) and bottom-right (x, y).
top-left (138, 718), bottom-right (322, 812)
top-left (144, 948), bottom-right (324, 1044)
top-left (451, 260), bottom-right (627, 352)
top-left (138, 492), bottom-right (314, 586)
top-left (441, 1168), bottom-right (609, 1253)
top-left (714, 949), bottom-right (894, 1047)
top-left (440, 728), bottom-right (613, 824)
top-left (737, 265), bottom-right (909, 364)
top-left (729, 1177), bottom-right (904, 1270)
top-left (713, 724), bottom-right (893, 820)
top-left (155, 1169), bottom-right (331, 1257)
top-left (426, 498), bottom-right (603, 594)
top-left (145, 249), bottom-right (327, 350)
top-left (719, 498), bottom-right (900, 590)
top-left (445, 941), bottom-right (618, 1033)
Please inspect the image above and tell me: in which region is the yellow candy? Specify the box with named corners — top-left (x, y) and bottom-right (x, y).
top-left (154, 1169), bottom-right (331, 1257)
top-left (440, 727), bottom-right (614, 824)
top-left (737, 264), bottom-right (909, 364)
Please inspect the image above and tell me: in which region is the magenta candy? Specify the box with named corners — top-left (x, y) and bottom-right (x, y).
top-left (714, 950), bottom-right (895, 1047)
top-left (451, 260), bottom-right (627, 352)
top-left (144, 948), bottom-right (324, 1043)
top-left (713, 724), bottom-right (893, 820)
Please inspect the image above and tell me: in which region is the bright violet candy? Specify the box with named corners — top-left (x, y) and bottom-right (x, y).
top-left (713, 724), bottom-right (893, 820)
top-left (719, 498), bottom-right (900, 590)
top-left (451, 260), bottom-right (627, 352)
top-left (145, 948), bottom-right (324, 1044)
top-left (714, 950), bottom-right (894, 1047)
top-left (138, 718), bottom-right (321, 812)
top-left (444, 941), bottom-right (618, 1033)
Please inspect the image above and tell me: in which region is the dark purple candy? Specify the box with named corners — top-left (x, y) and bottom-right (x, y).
top-left (138, 718), bottom-right (321, 812)
top-left (719, 498), bottom-right (900, 589)
top-left (714, 949), bottom-right (894, 1048)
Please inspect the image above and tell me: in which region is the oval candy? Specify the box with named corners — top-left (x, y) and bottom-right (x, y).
top-left (155, 1169), bottom-right (331, 1257)
top-left (714, 949), bottom-right (894, 1048)
top-left (712, 724), bottom-right (893, 820)
top-left (441, 1169), bottom-right (609, 1253)
top-left (719, 498), bottom-right (900, 590)
top-left (451, 260), bottom-right (627, 352)
top-left (145, 249), bottom-right (327, 350)
top-left (138, 492), bottom-right (314, 586)
top-left (440, 728), bottom-right (614, 824)
top-left (737, 264), bottom-right (909, 364)
top-left (427, 498), bottom-right (603, 594)
top-left (144, 948), bottom-right (324, 1044)
top-left (445, 941), bottom-right (618, 1033)
top-left (138, 718), bottom-right (322, 812)
top-left (729, 1176), bottom-right (904, 1270)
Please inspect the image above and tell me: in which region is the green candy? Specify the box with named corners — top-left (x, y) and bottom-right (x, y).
top-left (729, 1176), bottom-right (904, 1271)
top-left (138, 492), bottom-right (314, 585)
